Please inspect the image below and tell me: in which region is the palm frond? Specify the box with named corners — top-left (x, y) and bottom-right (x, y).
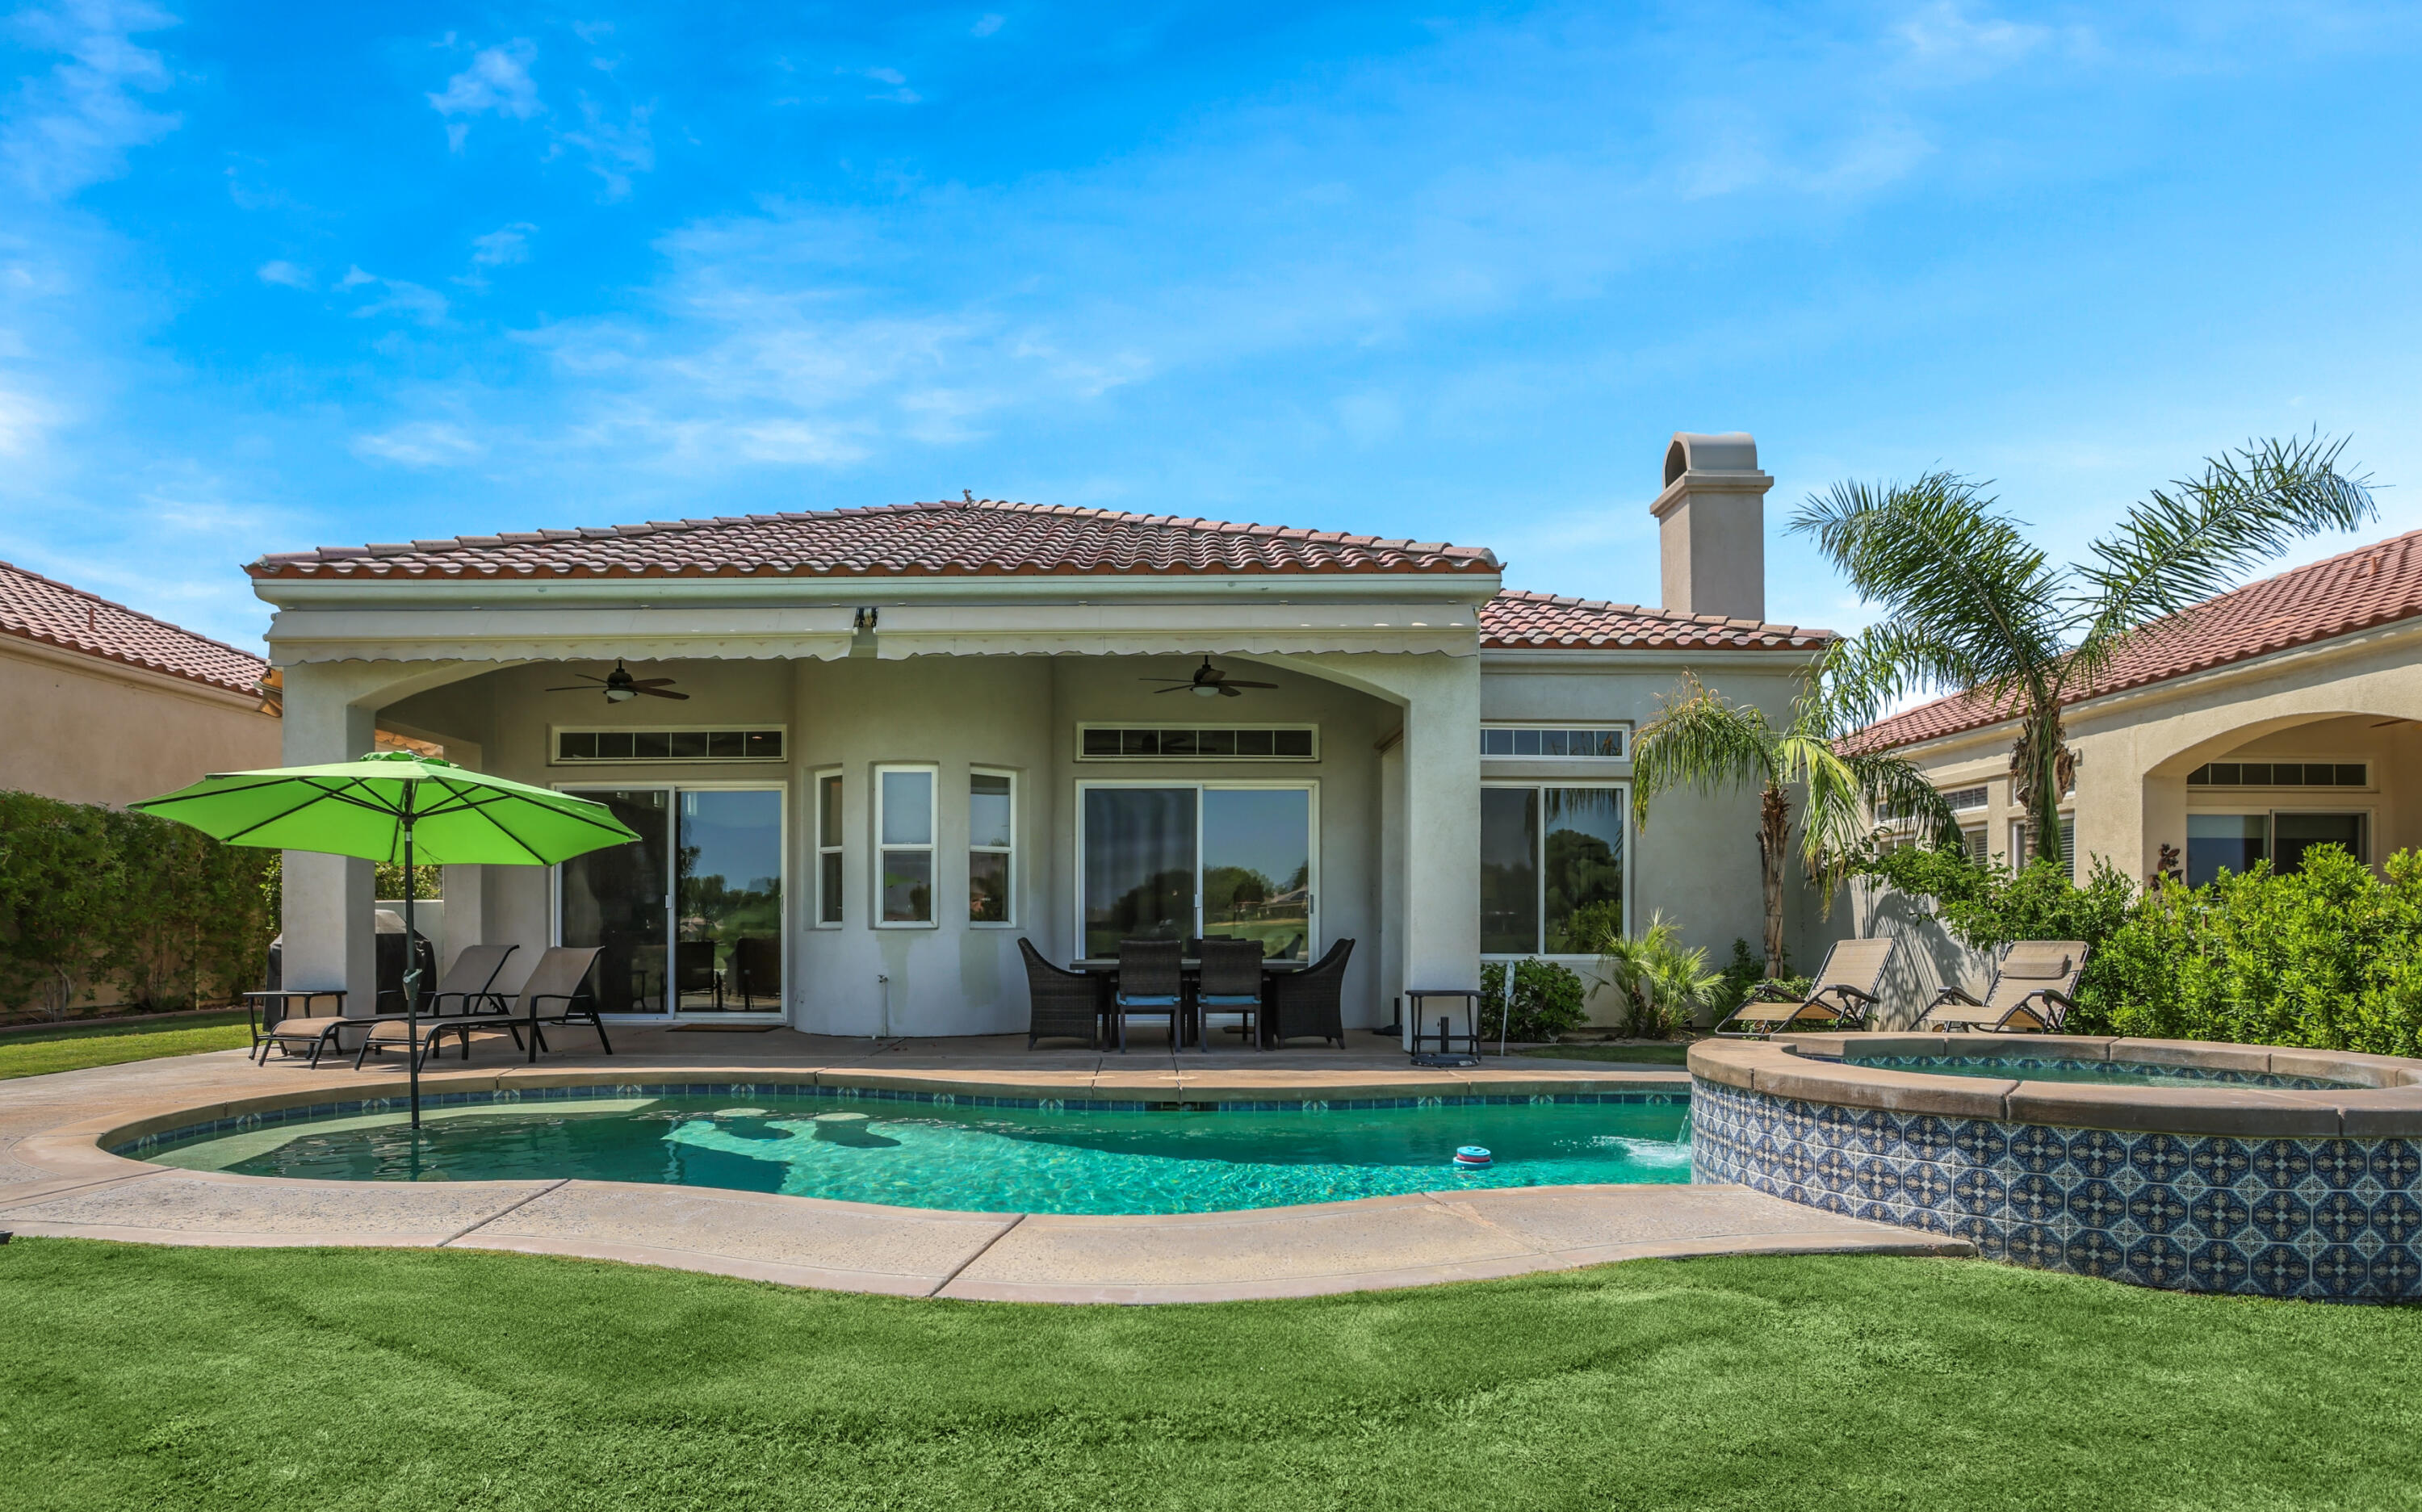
top-left (1791, 472), bottom-right (2068, 700)
top-left (1629, 674), bottom-right (1781, 828)
top-left (2067, 433), bottom-right (2378, 691)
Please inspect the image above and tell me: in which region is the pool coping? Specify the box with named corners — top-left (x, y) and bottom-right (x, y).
top-left (0, 1056), bottom-right (1976, 1303)
top-left (1687, 1034), bottom-right (2422, 1137)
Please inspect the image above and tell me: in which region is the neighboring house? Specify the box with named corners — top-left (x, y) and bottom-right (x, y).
top-left (0, 560), bottom-right (279, 809)
top-left (249, 432), bottom-right (1833, 1037)
top-left (1850, 530), bottom-right (2422, 890)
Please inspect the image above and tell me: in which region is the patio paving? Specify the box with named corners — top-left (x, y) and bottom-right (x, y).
top-left (0, 1024), bottom-right (1971, 1300)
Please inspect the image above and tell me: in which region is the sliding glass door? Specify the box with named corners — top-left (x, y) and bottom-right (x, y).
top-left (1079, 782), bottom-right (1316, 961)
top-left (557, 785), bottom-right (784, 1016)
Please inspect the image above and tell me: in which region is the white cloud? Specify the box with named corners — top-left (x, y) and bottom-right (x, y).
top-left (352, 421), bottom-right (483, 466)
top-left (557, 99), bottom-right (652, 199)
top-left (970, 14), bottom-right (1004, 38)
top-left (470, 223), bottom-right (535, 266)
top-left (338, 267), bottom-right (448, 325)
top-left (428, 39), bottom-right (541, 150)
top-left (1897, 2), bottom-right (2052, 65)
top-left (0, 384), bottom-right (61, 457)
top-left (2, 0), bottom-right (182, 198)
top-left (256, 259), bottom-right (310, 288)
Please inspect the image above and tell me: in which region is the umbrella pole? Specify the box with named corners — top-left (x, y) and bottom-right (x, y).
top-left (403, 805), bottom-right (422, 1131)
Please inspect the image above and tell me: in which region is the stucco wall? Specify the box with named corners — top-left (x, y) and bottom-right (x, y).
top-left (1480, 654), bottom-right (1817, 1025)
top-left (0, 639), bottom-right (279, 808)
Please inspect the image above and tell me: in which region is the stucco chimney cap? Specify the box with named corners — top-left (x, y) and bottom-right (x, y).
top-left (1663, 432), bottom-right (1761, 487)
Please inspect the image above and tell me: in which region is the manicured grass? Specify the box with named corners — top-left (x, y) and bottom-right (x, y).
top-left (1519, 1041), bottom-right (1692, 1066)
top-left (0, 1011), bottom-right (252, 1081)
top-left (6, 1241), bottom-right (2418, 1510)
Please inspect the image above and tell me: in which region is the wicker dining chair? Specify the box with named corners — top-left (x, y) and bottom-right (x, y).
top-left (1019, 938), bottom-right (1102, 1049)
top-left (1113, 938), bottom-right (1185, 1052)
top-left (1194, 937), bottom-right (1266, 1052)
top-left (1268, 938), bottom-right (1353, 1047)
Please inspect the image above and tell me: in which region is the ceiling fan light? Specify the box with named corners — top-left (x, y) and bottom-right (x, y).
top-left (606, 687), bottom-right (637, 703)
top-left (1191, 683), bottom-right (1221, 697)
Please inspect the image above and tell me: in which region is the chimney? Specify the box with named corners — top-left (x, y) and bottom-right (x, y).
top-left (1651, 432), bottom-right (1771, 622)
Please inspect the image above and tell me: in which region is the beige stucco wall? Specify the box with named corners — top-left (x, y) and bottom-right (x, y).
top-left (0, 637), bottom-right (279, 809)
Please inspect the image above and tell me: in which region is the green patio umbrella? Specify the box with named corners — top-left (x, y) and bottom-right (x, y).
top-left (132, 752), bottom-right (639, 1126)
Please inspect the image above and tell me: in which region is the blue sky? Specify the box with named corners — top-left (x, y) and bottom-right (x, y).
top-left (4, 1), bottom-right (2420, 651)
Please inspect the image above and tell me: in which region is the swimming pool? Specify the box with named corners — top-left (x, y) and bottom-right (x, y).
top-left (139, 1092), bottom-right (1692, 1215)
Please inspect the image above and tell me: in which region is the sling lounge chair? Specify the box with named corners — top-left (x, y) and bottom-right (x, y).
top-left (352, 943), bottom-right (525, 1069)
top-left (370, 947), bottom-right (608, 1068)
top-left (1917, 940), bottom-right (2089, 1033)
top-left (1713, 937), bottom-right (1898, 1038)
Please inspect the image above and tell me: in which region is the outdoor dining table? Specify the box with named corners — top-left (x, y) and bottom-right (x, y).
top-left (1070, 957), bottom-right (1305, 1048)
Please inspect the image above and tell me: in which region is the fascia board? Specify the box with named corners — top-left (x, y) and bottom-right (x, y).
top-left (251, 572), bottom-right (1503, 611)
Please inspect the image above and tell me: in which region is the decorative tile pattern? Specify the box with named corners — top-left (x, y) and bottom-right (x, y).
top-left (1691, 1076), bottom-right (2422, 1302)
top-left (1840, 1054), bottom-right (2349, 1091)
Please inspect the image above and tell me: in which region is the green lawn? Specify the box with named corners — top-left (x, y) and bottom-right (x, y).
top-left (0, 1011), bottom-right (251, 1081)
top-left (5, 1241), bottom-right (2417, 1510)
top-left (1519, 1041), bottom-right (1692, 1066)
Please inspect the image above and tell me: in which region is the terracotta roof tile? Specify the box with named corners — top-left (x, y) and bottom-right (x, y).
top-left (1846, 529), bottom-right (2422, 752)
top-left (0, 560), bottom-right (267, 696)
top-left (247, 500), bottom-right (1502, 580)
top-left (1480, 590), bottom-right (1833, 651)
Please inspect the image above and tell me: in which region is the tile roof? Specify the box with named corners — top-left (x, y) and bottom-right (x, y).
top-left (247, 499), bottom-right (1501, 580)
top-left (0, 560), bottom-right (268, 696)
top-left (1846, 529), bottom-right (2422, 752)
top-left (1479, 590), bottom-right (1833, 651)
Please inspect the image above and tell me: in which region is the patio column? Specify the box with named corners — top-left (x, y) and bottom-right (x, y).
top-left (1392, 654), bottom-right (1483, 1049)
top-left (279, 662), bottom-right (377, 1021)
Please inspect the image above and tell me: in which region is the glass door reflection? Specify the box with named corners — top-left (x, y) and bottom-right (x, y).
top-left (674, 789), bottom-right (783, 1013)
top-left (558, 788), bottom-right (670, 1015)
top-left (1201, 787), bottom-right (1313, 961)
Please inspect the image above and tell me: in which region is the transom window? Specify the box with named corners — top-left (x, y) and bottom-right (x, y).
top-left (1481, 784), bottom-right (1625, 956)
top-left (1879, 784), bottom-right (1988, 822)
top-left (2188, 762), bottom-right (2366, 788)
top-left (554, 727), bottom-right (785, 764)
top-left (1079, 725), bottom-right (1317, 760)
top-left (1481, 725), bottom-right (1626, 759)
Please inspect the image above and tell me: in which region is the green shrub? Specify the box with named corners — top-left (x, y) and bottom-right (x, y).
top-left (1479, 957), bottom-right (1590, 1043)
top-left (0, 790), bottom-right (279, 1020)
top-left (2094, 847), bottom-right (2422, 1054)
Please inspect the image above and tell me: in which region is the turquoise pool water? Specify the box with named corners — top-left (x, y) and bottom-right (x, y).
top-left (1835, 1055), bottom-right (2352, 1091)
top-left (144, 1095), bottom-right (1693, 1215)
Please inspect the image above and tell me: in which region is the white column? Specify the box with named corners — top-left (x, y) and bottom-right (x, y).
top-left (1394, 655), bottom-right (1483, 1048)
top-left (279, 662), bottom-right (377, 1019)
top-left (1377, 737), bottom-right (1406, 1035)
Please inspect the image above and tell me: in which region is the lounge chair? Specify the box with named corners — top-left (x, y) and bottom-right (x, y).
top-left (351, 944), bottom-right (522, 1068)
top-left (365, 947), bottom-right (607, 1068)
top-left (1019, 938), bottom-right (1101, 1049)
top-left (1194, 937), bottom-right (1265, 1052)
top-left (1713, 937), bottom-right (1898, 1037)
top-left (1917, 940), bottom-right (2089, 1032)
top-left (1113, 938), bottom-right (1184, 1052)
top-left (1268, 937), bottom-right (1353, 1048)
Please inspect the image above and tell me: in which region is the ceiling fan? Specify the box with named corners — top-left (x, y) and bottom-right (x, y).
top-left (1144, 656), bottom-right (1278, 699)
top-left (547, 659), bottom-right (689, 703)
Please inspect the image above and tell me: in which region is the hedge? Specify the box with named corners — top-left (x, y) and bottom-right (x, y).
top-left (1857, 840), bottom-right (2422, 1053)
top-left (0, 790), bottom-right (279, 1020)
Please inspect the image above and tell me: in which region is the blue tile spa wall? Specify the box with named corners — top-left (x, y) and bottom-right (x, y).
top-left (1691, 1077), bottom-right (2422, 1302)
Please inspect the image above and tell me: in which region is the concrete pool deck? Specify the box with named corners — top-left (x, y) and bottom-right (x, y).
top-left (0, 1027), bottom-right (1971, 1301)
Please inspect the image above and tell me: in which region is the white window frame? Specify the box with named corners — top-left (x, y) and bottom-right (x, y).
top-left (1072, 778), bottom-right (1320, 961)
top-left (1478, 780), bottom-right (1632, 963)
top-left (873, 764), bottom-right (939, 929)
top-left (1479, 724), bottom-right (1629, 760)
top-left (2185, 806), bottom-right (2376, 877)
top-left (1075, 723), bottom-right (1321, 762)
top-left (2009, 813), bottom-right (2079, 878)
top-left (546, 779), bottom-right (789, 1020)
top-left (968, 767), bottom-right (1017, 929)
top-left (811, 768), bottom-right (844, 928)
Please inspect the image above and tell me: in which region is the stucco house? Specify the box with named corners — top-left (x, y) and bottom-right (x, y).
top-left (252, 433), bottom-right (1831, 1040)
top-left (1851, 529), bottom-right (2422, 890)
top-left (0, 560), bottom-right (279, 809)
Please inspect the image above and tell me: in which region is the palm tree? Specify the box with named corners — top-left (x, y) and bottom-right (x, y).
top-left (1796, 434), bottom-right (2376, 869)
top-left (1631, 643), bottom-right (1962, 977)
